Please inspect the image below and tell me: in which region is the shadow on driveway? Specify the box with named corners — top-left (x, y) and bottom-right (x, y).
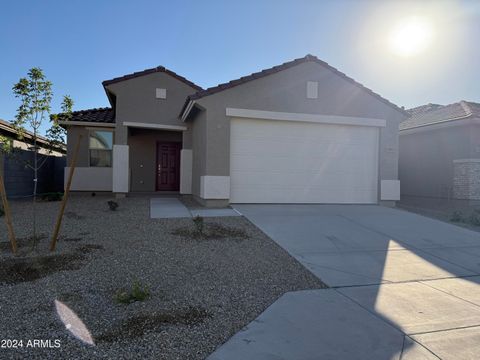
top-left (208, 204), bottom-right (480, 359)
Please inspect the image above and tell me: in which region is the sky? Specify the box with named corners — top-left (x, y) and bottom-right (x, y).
top-left (1, 0), bottom-right (479, 134)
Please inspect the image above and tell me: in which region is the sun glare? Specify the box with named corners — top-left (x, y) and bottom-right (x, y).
top-left (388, 16), bottom-right (434, 57)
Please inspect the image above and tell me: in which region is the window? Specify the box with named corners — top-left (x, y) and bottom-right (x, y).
top-left (89, 130), bottom-right (113, 167)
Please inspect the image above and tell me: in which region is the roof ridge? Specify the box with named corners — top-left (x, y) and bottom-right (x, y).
top-left (71, 107), bottom-right (112, 114)
top-left (182, 54), bottom-right (408, 118)
top-left (102, 65), bottom-right (202, 91)
top-left (407, 103), bottom-right (442, 111)
top-left (460, 100), bottom-right (473, 116)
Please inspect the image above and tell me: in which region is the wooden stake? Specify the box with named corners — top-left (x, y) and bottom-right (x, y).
top-left (50, 134), bottom-right (82, 252)
top-left (0, 172), bottom-right (17, 254)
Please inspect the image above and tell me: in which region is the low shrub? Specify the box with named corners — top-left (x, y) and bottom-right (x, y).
top-left (107, 200), bottom-right (119, 211)
top-left (450, 211), bottom-right (464, 222)
top-left (192, 215), bottom-right (204, 234)
top-left (469, 211), bottom-right (480, 226)
top-left (41, 192), bottom-right (63, 202)
top-left (115, 281), bottom-right (150, 304)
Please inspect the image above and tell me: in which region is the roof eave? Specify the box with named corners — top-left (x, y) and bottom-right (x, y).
top-left (400, 114), bottom-right (475, 131)
top-left (180, 99), bottom-right (195, 121)
top-left (58, 120), bottom-right (116, 128)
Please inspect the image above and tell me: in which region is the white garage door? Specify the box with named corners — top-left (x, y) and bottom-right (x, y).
top-left (230, 118), bottom-right (379, 203)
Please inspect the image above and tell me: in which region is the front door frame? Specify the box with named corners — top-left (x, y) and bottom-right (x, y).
top-left (155, 141), bottom-right (181, 191)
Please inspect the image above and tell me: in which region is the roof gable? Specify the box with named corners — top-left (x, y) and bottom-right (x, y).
top-left (102, 66), bottom-right (202, 91)
top-left (181, 54), bottom-right (408, 118)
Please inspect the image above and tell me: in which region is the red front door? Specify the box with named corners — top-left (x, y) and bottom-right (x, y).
top-left (156, 142), bottom-right (181, 191)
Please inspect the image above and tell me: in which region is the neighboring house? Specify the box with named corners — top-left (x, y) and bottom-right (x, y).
top-left (0, 119), bottom-right (66, 197)
top-left (399, 100), bottom-right (480, 200)
top-left (58, 54), bottom-right (407, 206)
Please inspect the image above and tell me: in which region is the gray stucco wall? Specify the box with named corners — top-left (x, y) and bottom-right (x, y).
top-left (65, 71), bottom-right (198, 193)
top-left (106, 72), bottom-right (198, 145)
top-left (190, 61), bottom-right (405, 200)
top-left (128, 128), bottom-right (182, 192)
top-left (399, 122), bottom-right (478, 198)
top-left (66, 126), bottom-right (90, 167)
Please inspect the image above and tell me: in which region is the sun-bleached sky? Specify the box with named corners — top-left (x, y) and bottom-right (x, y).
top-left (1, 0), bottom-right (479, 133)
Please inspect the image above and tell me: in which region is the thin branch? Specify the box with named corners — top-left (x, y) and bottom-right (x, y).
top-left (37, 154), bottom-right (50, 170)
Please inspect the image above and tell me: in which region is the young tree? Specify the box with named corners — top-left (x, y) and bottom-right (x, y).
top-left (12, 68), bottom-right (73, 247)
top-left (48, 95), bottom-right (73, 146)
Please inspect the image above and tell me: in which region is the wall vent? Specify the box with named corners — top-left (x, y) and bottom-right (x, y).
top-left (156, 88), bottom-right (167, 99)
top-left (306, 81), bottom-right (318, 99)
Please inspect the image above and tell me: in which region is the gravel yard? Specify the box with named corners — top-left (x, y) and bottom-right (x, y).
top-left (0, 195), bottom-right (325, 359)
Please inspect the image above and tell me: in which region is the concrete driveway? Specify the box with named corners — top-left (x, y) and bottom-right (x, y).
top-left (208, 205), bottom-right (480, 360)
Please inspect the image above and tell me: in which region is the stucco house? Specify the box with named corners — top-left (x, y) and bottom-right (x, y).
top-left (399, 100), bottom-right (480, 200)
top-left (58, 54), bottom-right (407, 206)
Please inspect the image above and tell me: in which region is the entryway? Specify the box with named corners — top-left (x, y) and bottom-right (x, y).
top-left (156, 142), bottom-right (181, 191)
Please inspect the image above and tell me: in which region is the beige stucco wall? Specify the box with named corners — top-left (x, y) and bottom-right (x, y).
top-left (190, 61), bottom-right (406, 201)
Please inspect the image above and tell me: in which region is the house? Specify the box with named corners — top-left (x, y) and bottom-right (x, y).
top-left (399, 100), bottom-right (480, 200)
top-left (58, 55), bottom-right (407, 206)
top-left (0, 119), bottom-right (66, 197)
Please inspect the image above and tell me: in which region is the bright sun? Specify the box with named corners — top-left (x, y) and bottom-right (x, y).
top-left (388, 16), bottom-right (434, 57)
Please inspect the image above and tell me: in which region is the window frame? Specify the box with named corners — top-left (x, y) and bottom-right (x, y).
top-left (88, 129), bottom-right (114, 168)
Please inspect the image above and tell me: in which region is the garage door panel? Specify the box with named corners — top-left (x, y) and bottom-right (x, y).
top-left (231, 185), bottom-right (377, 204)
top-left (233, 119), bottom-right (375, 141)
top-left (230, 118), bottom-right (379, 204)
top-left (232, 140), bottom-right (376, 158)
top-left (231, 152), bottom-right (377, 172)
top-left (231, 170), bottom-right (376, 188)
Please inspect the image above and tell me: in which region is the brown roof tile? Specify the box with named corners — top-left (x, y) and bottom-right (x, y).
top-left (102, 66), bottom-right (202, 91)
top-left (53, 107), bottom-right (115, 124)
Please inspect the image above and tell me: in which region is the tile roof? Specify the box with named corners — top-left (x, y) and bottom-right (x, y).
top-left (406, 103), bottom-right (442, 117)
top-left (400, 101), bottom-right (480, 130)
top-left (0, 119), bottom-right (65, 151)
top-left (102, 66), bottom-right (202, 91)
top-left (181, 54), bottom-right (408, 118)
top-left (58, 107), bottom-right (115, 124)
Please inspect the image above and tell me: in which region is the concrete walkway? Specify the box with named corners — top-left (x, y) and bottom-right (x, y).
top-left (150, 197), bottom-right (241, 219)
top-left (208, 205), bottom-right (480, 359)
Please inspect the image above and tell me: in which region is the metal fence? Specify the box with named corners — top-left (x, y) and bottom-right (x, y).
top-left (2, 150), bottom-right (66, 198)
